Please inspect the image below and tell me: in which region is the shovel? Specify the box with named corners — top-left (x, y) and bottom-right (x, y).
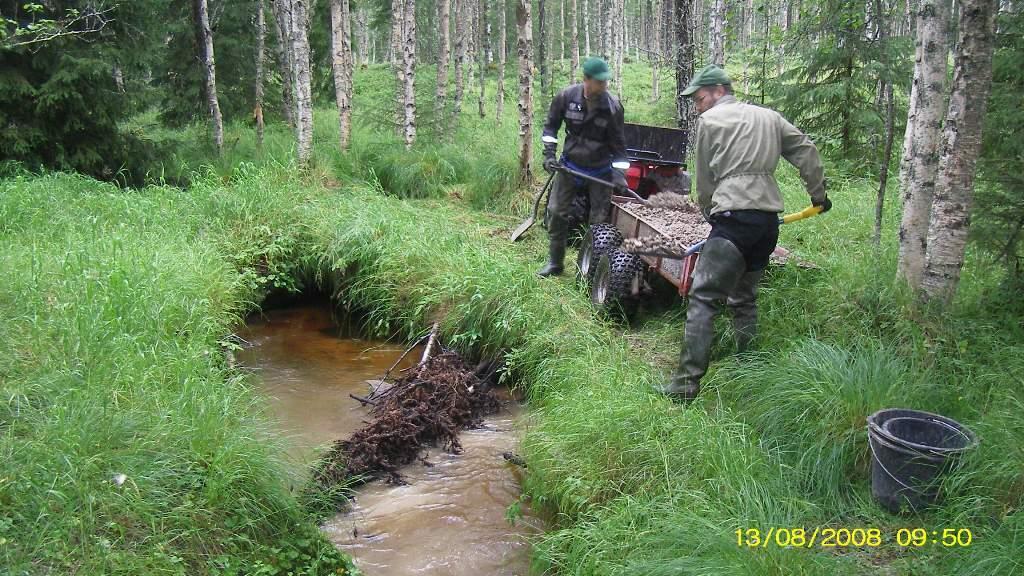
top-left (509, 172), bottom-right (556, 242)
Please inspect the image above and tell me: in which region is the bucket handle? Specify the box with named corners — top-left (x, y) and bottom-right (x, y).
top-left (868, 433), bottom-right (928, 494)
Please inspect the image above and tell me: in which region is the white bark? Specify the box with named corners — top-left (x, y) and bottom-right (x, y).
top-left (478, 0), bottom-right (487, 118)
top-left (401, 0), bottom-right (417, 147)
top-left (898, 0), bottom-right (950, 288)
top-left (652, 0), bottom-right (661, 101)
top-left (570, 0), bottom-right (579, 75)
top-left (709, 0), bottom-right (726, 66)
top-left (291, 0), bottom-right (314, 164)
top-left (255, 0), bottom-right (266, 148)
top-left (194, 0), bottom-right (224, 154)
top-left (331, 0), bottom-right (354, 150)
top-left (453, 0), bottom-right (468, 120)
top-left (356, 6), bottom-right (370, 66)
top-left (921, 0), bottom-right (999, 302)
top-left (271, 0), bottom-right (295, 128)
top-left (436, 0), bottom-right (452, 121)
top-left (583, 0), bottom-right (591, 55)
top-left (392, 0), bottom-right (406, 135)
top-left (516, 0), bottom-right (534, 182)
top-left (496, 0), bottom-right (507, 123)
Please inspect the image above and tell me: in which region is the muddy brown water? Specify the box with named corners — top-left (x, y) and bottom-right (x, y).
top-left (237, 305), bottom-right (541, 576)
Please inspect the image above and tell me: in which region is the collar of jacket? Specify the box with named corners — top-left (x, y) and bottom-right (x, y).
top-left (710, 94), bottom-right (738, 109)
top-left (570, 83), bottom-right (612, 109)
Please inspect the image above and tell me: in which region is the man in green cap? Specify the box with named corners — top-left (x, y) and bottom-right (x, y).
top-left (537, 56), bottom-right (629, 277)
top-left (659, 64), bottom-right (832, 402)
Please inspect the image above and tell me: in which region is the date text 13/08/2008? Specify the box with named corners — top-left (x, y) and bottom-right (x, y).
top-left (735, 527), bottom-right (973, 548)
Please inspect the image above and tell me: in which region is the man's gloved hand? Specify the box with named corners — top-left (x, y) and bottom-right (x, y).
top-left (543, 157), bottom-right (560, 174)
top-left (813, 196), bottom-right (833, 213)
top-left (614, 183), bottom-right (630, 196)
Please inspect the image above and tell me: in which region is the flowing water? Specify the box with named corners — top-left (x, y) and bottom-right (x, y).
top-left (237, 304), bottom-right (540, 576)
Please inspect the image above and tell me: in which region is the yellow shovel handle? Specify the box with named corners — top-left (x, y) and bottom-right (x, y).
top-left (780, 205), bottom-right (824, 225)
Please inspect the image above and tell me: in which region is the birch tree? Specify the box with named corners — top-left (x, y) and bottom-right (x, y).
top-left (478, 0), bottom-right (488, 118)
top-left (583, 0), bottom-right (591, 55)
top-left (401, 0), bottom-right (417, 147)
top-left (453, 0), bottom-right (468, 120)
top-left (496, 0), bottom-right (507, 123)
top-left (392, 0), bottom-right (406, 133)
top-left (194, 0), bottom-right (224, 154)
top-left (516, 0), bottom-right (534, 182)
top-left (538, 0), bottom-right (549, 95)
top-left (271, 0), bottom-right (295, 128)
top-left (436, 0), bottom-right (452, 120)
top-left (709, 0), bottom-right (726, 66)
top-left (255, 0), bottom-right (266, 148)
top-left (898, 0), bottom-right (951, 287)
top-left (290, 0), bottom-right (314, 163)
top-left (920, 0), bottom-right (999, 302)
top-left (330, 0), bottom-right (354, 150)
top-left (570, 0), bottom-right (579, 75)
top-left (674, 0), bottom-right (696, 134)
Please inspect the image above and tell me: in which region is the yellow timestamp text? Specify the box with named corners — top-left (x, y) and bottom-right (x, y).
top-left (735, 527), bottom-right (973, 548)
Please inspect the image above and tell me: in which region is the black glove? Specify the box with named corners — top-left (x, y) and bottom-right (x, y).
top-left (614, 183), bottom-right (630, 195)
top-left (813, 195), bottom-right (833, 213)
top-left (543, 157), bottom-right (560, 174)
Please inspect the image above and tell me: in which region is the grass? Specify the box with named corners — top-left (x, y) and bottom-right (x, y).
top-left (2, 60), bottom-right (1023, 575)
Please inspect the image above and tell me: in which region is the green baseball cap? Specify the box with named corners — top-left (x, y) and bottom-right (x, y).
top-left (681, 65), bottom-right (732, 96)
top-left (582, 57), bottom-right (613, 81)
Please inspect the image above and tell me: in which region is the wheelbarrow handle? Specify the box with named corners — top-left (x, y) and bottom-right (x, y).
top-left (557, 165), bottom-right (649, 205)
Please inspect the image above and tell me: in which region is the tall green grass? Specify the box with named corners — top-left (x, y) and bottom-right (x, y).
top-left (0, 172), bottom-right (354, 575)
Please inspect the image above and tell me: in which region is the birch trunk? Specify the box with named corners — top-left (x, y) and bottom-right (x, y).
top-left (652, 0), bottom-right (661, 101)
top-left (675, 0), bottom-right (695, 133)
top-left (516, 0), bottom-right (534, 182)
top-left (539, 0), bottom-right (549, 95)
top-left (290, 0), bottom-right (314, 164)
top-left (194, 0), bottom-right (224, 154)
top-left (709, 0), bottom-right (726, 66)
top-left (559, 0), bottom-right (566, 75)
top-left (920, 0), bottom-right (999, 302)
top-left (255, 0), bottom-right (266, 148)
top-left (897, 0), bottom-right (951, 288)
top-left (453, 0), bottom-right (467, 120)
top-left (583, 0), bottom-right (591, 55)
top-left (271, 0), bottom-right (295, 128)
top-left (570, 0), bottom-right (579, 75)
top-left (872, 0), bottom-right (893, 245)
top-left (392, 0), bottom-right (406, 135)
top-left (356, 6), bottom-right (370, 65)
top-left (496, 0), bottom-right (507, 123)
top-left (401, 0), bottom-right (417, 147)
top-left (330, 0), bottom-right (354, 150)
top-left (478, 0), bottom-right (487, 118)
top-left (436, 0), bottom-right (451, 121)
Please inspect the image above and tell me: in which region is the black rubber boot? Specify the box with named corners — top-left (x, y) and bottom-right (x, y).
top-left (673, 237), bottom-right (747, 391)
top-left (539, 213), bottom-right (569, 277)
top-left (728, 269), bottom-right (764, 353)
top-left (655, 375), bottom-right (701, 403)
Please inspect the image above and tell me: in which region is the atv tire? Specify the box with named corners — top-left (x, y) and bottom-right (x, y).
top-left (578, 223), bottom-right (624, 283)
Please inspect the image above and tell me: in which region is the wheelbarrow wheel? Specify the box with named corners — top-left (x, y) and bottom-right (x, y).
top-left (591, 250), bottom-right (643, 320)
top-left (577, 223), bottom-right (623, 283)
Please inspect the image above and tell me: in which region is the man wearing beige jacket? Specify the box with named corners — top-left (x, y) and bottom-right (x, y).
top-left (659, 65), bottom-right (832, 402)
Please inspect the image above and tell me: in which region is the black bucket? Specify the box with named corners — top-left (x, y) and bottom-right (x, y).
top-left (867, 409), bottom-right (978, 514)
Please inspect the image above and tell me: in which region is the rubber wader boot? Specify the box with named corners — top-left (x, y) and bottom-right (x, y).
top-left (658, 237), bottom-right (747, 402)
top-left (538, 215), bottom-right (568, 277)
top-left (728, 269), bottom-right (764, 353)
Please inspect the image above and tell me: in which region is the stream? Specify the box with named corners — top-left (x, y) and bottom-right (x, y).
top-left (236, 304), bottom-right (541, 575)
